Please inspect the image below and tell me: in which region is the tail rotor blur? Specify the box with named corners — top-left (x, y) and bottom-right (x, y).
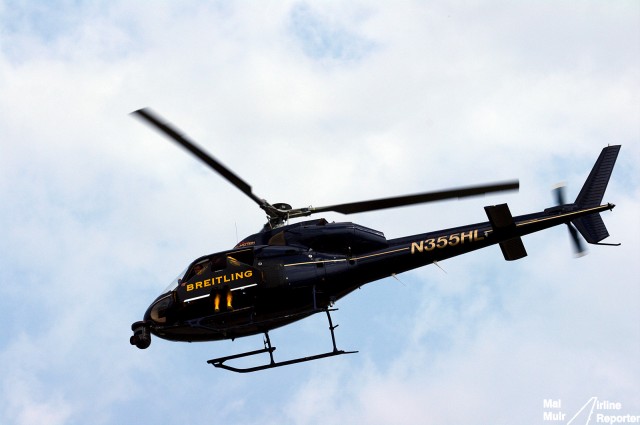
top-left (552, 184), bottom-right (587, 257)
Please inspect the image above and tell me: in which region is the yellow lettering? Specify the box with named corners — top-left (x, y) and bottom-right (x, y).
top-left (425, 239), bottom-right (436, 251)
top-left (215, 276), bottom-right (222, 285)
top-left (411, 241), bottom-right (424, 254)
top-left (186, 284), bottom-right (194, 291)
top-left (449, 233), bottom-right (460, 246)
top-left (204, 279), bottom-right (211, 287)
top-left (473, 229), bottom-right (485, 241)
top-left (195, 281), bottom-right (203, 290)
top-left (461, 231), bottom-right (473, 243)
top-left (245, 270), bottom-right (253, 278)
top-left (234, 272), bottom-right (243, 280)
top-left (436, 236), bottom-right (448, 248)
top-left (223, 275), bottom-right (230, 283)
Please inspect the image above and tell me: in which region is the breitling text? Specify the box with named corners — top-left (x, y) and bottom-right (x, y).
top-left (186, 270), bottom-right (254, 292)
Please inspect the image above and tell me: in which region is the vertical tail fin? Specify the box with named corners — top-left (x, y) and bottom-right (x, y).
top-left (572, 145), bottom-right (620, 244)
top-left (574, 145), bottom-right (621, 208)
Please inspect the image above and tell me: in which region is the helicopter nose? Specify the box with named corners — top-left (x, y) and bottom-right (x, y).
top-left (130, 321), bottom-right (151, 349)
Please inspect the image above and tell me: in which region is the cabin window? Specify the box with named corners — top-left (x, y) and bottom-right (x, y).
top-left (227, 249), bottom-right (254, 266)
top-left (209, 256), bottom-right (226, 272)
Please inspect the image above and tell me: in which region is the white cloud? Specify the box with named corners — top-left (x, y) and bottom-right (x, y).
top-left (0, 1), bottom-right (638, 424)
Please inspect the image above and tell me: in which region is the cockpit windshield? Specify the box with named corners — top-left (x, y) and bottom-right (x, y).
top-left (163, 266), bottom-right (188, 293)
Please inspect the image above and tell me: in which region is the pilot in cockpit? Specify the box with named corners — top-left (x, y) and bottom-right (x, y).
top-left (194, 262), bottom-right (207, 275)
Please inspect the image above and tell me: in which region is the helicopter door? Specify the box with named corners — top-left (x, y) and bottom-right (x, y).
top-left (223, 254), bottom-right (261, 292)
top-left (282, 255), bottom-right (326, 287)
top-left (208, 252), bottom-right (262, 312)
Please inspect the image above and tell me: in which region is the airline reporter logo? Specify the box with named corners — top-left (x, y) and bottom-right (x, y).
top-left (542, 397), bottom-right (639, 424)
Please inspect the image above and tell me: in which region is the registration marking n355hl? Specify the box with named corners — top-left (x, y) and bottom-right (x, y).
top-left (411, 230), bottom-right (485, 254)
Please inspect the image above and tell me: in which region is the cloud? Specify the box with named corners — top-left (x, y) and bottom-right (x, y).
top-left (288, 2), bottom-right (375, 62)
top-left (0, 1), bottom-right (638, 424)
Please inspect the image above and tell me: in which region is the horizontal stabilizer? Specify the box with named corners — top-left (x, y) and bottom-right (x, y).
top-left (485, 203), bottom-right (528, 261)
top-left (499, 238), bottom-right (528, 261)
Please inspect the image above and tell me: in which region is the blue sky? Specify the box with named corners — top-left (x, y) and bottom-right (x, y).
top-left (1, 1), bottom-right (639, 424)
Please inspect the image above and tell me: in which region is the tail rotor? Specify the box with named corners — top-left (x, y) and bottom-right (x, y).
top-left (552, 184), bottom-right (587, 257)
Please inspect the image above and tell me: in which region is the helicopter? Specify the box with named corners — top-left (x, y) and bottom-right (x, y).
top-left (129, 108), bottom-right (620, 373)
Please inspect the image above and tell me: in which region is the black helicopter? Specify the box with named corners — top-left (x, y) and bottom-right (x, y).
top-left (130, 108), bottom-right (620, 373)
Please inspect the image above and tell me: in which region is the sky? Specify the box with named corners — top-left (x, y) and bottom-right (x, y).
top-left (0, 1), bottom-right (639, 424)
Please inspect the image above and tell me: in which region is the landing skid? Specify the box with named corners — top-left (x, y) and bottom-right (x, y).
top-left (207, 309), bottom-right (357, 373)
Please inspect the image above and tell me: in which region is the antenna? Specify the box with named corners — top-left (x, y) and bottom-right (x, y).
top-left (432, 260), bottom-right (447, 274)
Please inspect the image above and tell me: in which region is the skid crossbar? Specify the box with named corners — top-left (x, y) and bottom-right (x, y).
top-left (207, 309), bottom-right (357, 373)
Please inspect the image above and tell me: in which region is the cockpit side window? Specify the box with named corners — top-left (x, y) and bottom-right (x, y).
top-left (183, 259), bottom-right (211, 282)
top-left (180, 250), bottom-right (254, 285)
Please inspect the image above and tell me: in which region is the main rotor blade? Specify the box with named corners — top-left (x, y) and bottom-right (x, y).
top-left (132, 108), bottom-right (265, 208)
top-left (304, 181), bottom-right (520, 215)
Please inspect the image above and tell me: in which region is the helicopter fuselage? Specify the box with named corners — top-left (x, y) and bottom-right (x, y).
top-left (135, 201), bottom-right (613, 346)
